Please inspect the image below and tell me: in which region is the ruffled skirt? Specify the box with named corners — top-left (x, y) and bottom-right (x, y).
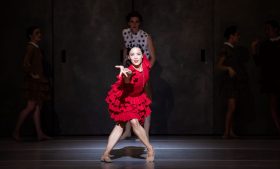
top-left (105, 82), bottom-right (151, 124)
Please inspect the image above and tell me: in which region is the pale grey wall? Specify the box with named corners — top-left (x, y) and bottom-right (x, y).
top-left (1, 0), bottom-right (280, 136)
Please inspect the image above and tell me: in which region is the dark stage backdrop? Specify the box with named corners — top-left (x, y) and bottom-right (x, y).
top-left (0, 0), bottom-right (53, 136)
top-left (53, 0), bottom-right (213, 135)
top-left (0, 0), bottom-right (280, 136)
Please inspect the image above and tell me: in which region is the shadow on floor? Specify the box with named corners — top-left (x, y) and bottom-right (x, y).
top-left (110, 146), bottom-right (146, 160)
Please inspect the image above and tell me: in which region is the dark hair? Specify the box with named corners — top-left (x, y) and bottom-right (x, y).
top-left (26, 25), bottom-right (39, 40)
top-left (126, 11), bottom-right (143, 23)
top-left (224, 25), bottom-right (238, 39)
top-left (127, 46), bottom-right (144, 54)
top-left (265, 20), bottom-right (280, 30)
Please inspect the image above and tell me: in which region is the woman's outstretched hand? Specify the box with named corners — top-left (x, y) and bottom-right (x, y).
top-left (115, 65), bottom-right (132, 77)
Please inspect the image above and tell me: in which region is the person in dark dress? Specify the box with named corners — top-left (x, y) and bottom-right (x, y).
top-left (13, 26), bottom-right (51, 141)
top-left (251, 20), bottom-right (280, 133)
top-left (120, 11), bottom-right (156, 140)
top-left (216, 25), bottom-right (243, 139)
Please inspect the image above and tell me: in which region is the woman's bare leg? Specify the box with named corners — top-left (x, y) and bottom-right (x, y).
top-left (33, 104), bottom-right (51, 141)
top-left (120, 122), bottom-right (131, 139)
top-left (223, 98), bottom-right (236, 139)
top-left (143, 82), bottom-right (152, 140)
top-left (144, 115), bottom-right (151, 139)
top-left (130, 119), bottom-right (154, 162)
top-left (101, 123), bottom-right (125, 162)
top-left (270, 94), bottom-right (280, 132)
top-left (13, 100), bottom-right (36, 140)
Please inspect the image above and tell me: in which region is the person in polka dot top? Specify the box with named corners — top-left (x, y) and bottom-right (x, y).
top-left (121, 11), bottom-right (156, 140)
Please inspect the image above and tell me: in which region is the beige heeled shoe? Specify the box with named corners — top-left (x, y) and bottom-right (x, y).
top-left (101, 155), bottom-right (112, 163)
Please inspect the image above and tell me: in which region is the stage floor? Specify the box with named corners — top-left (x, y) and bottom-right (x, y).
top-left (0, 136), bottom-right (280, 169)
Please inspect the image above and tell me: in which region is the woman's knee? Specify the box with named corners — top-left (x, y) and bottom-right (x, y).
top-left (116, 122), bottom-right (126, 129)
top-left (130, 119), bottom-right (140, 128)
top-left (25, 101), bottom-right (37, 111)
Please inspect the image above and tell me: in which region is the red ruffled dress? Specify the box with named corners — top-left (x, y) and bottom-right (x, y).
top-left (106, 56), bottom-right (151, 124)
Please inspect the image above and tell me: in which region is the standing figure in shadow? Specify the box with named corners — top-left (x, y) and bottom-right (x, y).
top-left (13, 26), bottom-right (51, 141)
top-left (216, 25), bottom-right (241, 139)
top-left (101, 47), bottom-right (154, 163)
top-left (251, 20), bottom-right (280, 133)
top-left (120, 11), bottom-right (156, 140)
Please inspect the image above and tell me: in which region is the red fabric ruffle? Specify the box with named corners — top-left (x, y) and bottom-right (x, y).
top-left (105, 75), bottom-right (151, 124)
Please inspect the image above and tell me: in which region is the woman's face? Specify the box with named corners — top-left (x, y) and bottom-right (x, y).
top-left (231, 32), bottom-right (240, 44)
top-left (30, 28), bottom-right (42, 42)
top-left (265, 24), bottom-right (278, 38)
top-left (128, 17), bottom-right (140, 34)
top-left (129, 47), bottom-right (143, 67)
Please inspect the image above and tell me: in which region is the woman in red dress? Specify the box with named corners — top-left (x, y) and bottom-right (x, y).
top-left (101, 47), bottom-right (154, 163)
